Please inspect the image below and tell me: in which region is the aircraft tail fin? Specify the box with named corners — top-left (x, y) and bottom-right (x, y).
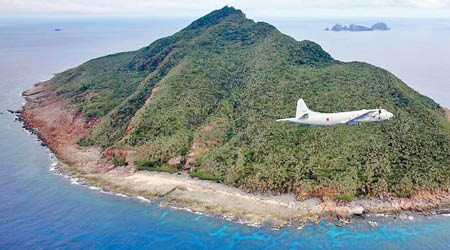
top-left (296, 98), bottom-right (310, 118)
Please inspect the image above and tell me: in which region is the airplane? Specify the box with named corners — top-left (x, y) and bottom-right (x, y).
top-left (277, 98), bottom-right (393, 126)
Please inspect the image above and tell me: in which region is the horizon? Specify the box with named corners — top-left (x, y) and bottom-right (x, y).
top-left (2, 15), bottom-right (450, 20)
top-left (1, 1), bottom-right (450, 19)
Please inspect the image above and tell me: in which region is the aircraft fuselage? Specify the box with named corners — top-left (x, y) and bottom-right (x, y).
top-left (282, 109), bottom-right (393, 126)
top-left (277, 99), bottom-right (394, 126)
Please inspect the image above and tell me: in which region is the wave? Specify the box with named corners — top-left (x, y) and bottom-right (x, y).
top-left (136, 196), bottom-right (152, 203)
top-left (164, 205), bottom-right (204, 216)
top-left (368, 221), bottom-right (378, 227)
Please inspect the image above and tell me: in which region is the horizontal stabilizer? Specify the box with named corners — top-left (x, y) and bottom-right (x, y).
top-left (276, 118), bottom-right (296, 122)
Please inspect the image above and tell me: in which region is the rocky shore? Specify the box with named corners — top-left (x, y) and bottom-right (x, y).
top-left (19, 80), bottom-right (450, 228)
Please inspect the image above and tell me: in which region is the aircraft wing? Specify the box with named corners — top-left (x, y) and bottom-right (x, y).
top-left (342, 110), bottom-right (376, 125)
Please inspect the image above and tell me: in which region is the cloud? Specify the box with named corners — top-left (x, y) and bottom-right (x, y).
top-left (0, 0), bottom-right (449, 17)
top-left (411, 0), bottom-right (449, 7)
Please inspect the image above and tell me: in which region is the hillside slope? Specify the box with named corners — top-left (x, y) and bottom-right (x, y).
top-left (50, 6), bottom-right (449, 200)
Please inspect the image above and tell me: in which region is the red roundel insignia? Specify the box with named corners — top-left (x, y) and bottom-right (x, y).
top-left (326, 117), bottom-right (330, 122)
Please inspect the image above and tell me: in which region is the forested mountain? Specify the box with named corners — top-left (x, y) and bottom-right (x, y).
top-left (52, 6), bottom-right (449, 199)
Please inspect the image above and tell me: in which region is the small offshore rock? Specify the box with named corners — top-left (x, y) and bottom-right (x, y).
top-left (350, 205), bottom-right (365, 215)
top-left (368, 221), bottom-right (378, 227)
top-left (297, 221), bottom-right (306, 229)
top-left (7, 109), bottom-right (21, 114)
top-left (436, 209), bottom-right (450, 215)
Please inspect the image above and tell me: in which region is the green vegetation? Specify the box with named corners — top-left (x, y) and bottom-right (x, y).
top-left (190, 169), bottom-right (222, 182)
top-left (112, 156), bottom-right (127, 166)
top-left (52, 7), bottom-right (449, 198)
top-left (334, 193), bottom-right (356, 202)
top-left (136, 159), bottom-right (179, 173)
top-left (77, 139), bottom-right (95, 147)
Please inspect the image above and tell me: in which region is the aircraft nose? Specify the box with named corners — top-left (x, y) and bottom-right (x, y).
top-left (387, 112), bottom-right (393, 119)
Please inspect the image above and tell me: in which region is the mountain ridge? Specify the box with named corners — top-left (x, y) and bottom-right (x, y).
top-left (39, 6), bottom-right (448, 199)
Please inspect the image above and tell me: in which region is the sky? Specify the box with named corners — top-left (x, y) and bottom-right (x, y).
top-left (1, 0), bottom-right (450, 18)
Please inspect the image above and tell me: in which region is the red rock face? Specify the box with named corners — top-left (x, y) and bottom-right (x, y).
top-left (445, 108), bottom-right (450, 122)
top-left (21, 81), bottom-right (97, 163)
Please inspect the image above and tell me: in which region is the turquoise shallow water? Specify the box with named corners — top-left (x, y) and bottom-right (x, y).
top-left (0, 18), bottom-right (449, 249)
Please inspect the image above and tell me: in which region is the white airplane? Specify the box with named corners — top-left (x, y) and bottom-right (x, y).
top-left (277, 98), bottom-right (393, 126)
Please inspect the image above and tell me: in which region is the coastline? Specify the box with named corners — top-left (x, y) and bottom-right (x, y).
top-left (19, 80), bottom-right (450, 229)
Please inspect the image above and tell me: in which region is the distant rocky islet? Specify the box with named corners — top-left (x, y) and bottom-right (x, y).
top-left (325, 22), bottom-right (390, 32)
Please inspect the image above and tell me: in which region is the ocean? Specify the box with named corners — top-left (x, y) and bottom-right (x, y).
top-left (0, 17), bottom-right (449, 249)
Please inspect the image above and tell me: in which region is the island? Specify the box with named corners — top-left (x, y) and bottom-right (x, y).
top-left (328, 22), bottom-right (390, 32)
top-left (20, 7), bottom-right (449, 228)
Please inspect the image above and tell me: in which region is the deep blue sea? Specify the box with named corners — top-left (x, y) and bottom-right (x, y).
top-left (1, 17), bottom-right (449, 249)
